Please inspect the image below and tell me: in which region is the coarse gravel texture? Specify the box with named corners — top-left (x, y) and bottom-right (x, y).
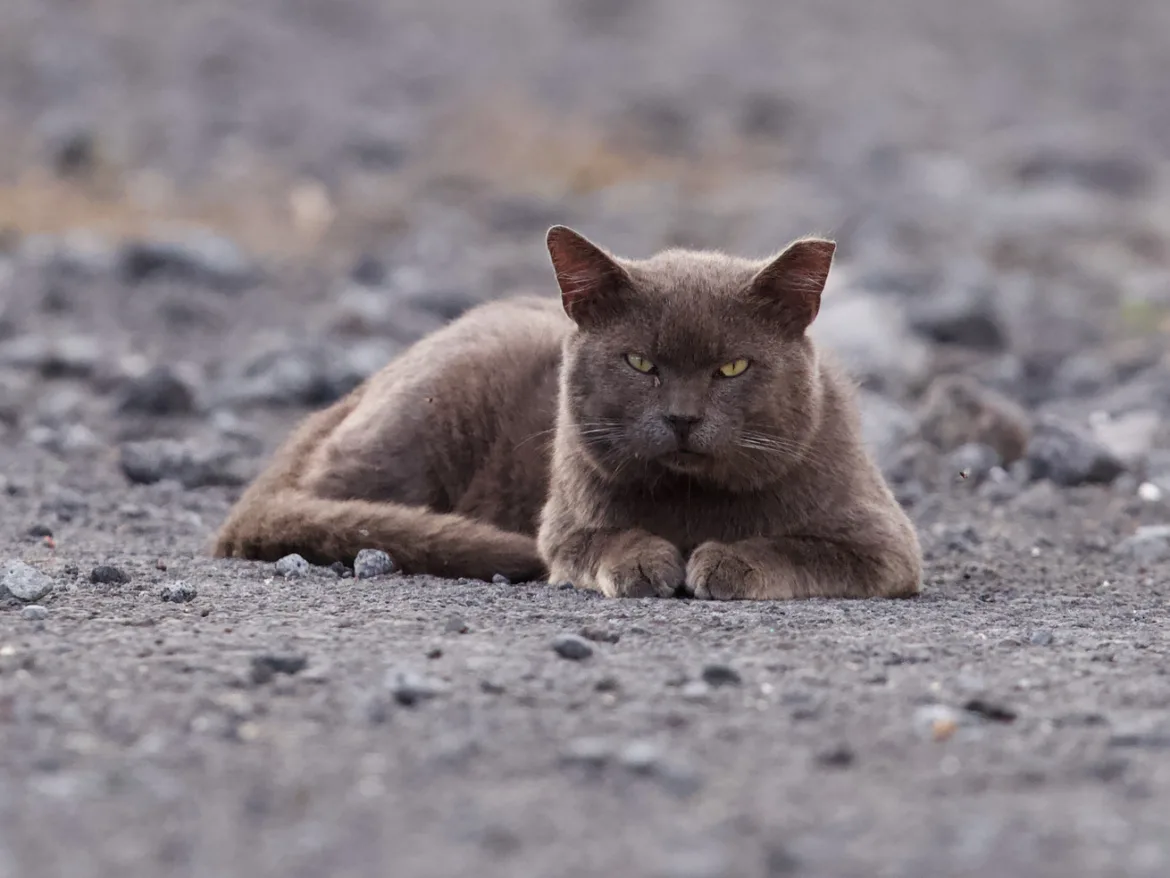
top-left (3, 1), bottom-right (1170, 877)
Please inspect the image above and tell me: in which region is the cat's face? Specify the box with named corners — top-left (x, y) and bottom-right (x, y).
top-left (548, 227), bottom-right (835, 487)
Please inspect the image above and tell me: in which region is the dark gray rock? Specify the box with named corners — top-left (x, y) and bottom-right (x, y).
top-left (701, 663), bottom-right (742, 687)
top-left (115, 365), bottom-right (198, 416)
top-left (120, 439), bottom-right (245, 489)
top-left (275, 554), bottom-right (310, 578)
top-left (119, 231), bottom-right (259, 291)
top-left (815, 743), bottom-right (856, 768)
top-left (90, 565), bottom-right (130, 585)
top-left (1026, 418), bottom-right (1126, 487)
top-left (250, 653), bottom-right (309, 684)
top-left (159, 583), bottom-right (197, 603)
top-left (1, 560), bottom-right (55, 602)
top-left (1116, 526), bottom-right (1170, 566)
top-left (1014, 148), bottom-right (1153, 197)
top-left (387, 670), bottom-right (446, 706)
top-left (552, 634), bottom-right (594, 660)
top-left (354, 549), bottom-right (397, 579)
top-left (907, 275), bottom-right (1006, 351)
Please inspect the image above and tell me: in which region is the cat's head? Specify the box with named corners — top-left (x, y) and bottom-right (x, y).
top-left (546, 225), bottom-right (836, 488)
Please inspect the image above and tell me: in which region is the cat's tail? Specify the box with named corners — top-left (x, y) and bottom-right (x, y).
top-left (213, 491), bottom-right (546, 582)
top-left (211, 389), bottom-right (546, 582)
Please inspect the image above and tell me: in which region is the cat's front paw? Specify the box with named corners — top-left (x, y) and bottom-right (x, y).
top-left (598, 538), bottom-right (685, 598)
top-left (684, 541), bottom-right (775, 601)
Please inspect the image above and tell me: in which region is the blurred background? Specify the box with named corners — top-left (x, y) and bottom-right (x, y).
top-left (2, 0), bottom-right (1169, 476)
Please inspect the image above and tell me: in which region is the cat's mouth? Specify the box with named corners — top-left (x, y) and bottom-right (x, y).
top-left (659, 449), bottom-right (711, 471)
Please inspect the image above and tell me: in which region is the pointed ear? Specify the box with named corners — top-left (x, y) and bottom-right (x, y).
top-left (546, 225), bottom-right (631, 326)
top-left (747, 238), bottom-right (836, 336)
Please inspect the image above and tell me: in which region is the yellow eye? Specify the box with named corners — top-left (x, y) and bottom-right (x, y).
top-left (718, 358), bottom-right (750, 378)
top-left (625, 353), bottom-right (656, 374)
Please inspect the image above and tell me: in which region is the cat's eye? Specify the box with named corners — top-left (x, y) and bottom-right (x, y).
top-left (717, 358), bottom-right (750, 378)
top-left (625, 353), bottom-right (656, 374)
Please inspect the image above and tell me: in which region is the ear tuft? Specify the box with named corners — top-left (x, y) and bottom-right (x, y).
top-left (748, 237), bottom-right (836, 335)
top-left (545, 225), bottom-right (629, 326)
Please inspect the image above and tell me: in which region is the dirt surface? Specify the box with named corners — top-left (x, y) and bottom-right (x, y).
top-left (3, 1), bottom-right (1170, 876)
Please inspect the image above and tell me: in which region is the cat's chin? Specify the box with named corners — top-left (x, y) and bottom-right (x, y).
top-left (657, 450), bottom-right (712, 474)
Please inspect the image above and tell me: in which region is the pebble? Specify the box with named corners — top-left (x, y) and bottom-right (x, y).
top-left (1, 560), bottom-right (55, 602)
top-left (580, 626), bottom-right (620, 644)
top-left (491, 573), bottom-right (511, 585)
top-left (560, 736), bottom-right (613, 769)
top-left (114, 365), bottom-right (198, 416)
top-left (120, 439), bottom-right (244, 488)
top-left (681, 680), bottom-right (712, 702)
top-left (26, 524), bottom-right (53, 539)
top-left (1029, 629), bottom-right (1055, 647)
top-left (1115, 526), bottom-right (1170, 565)
top-left (0, 333), bottom-right (101, 378)
top-left (159, 583), bottom-right (197, 603)
top-left (551, 634), bottom-right (594, 660)
top-left (1138, 482), bottom-right (1163, 502)
top-left (701, 663), bottom-right (742, 687)
top-left (119, 230), bottom-right (259, 291)
top-left (387, 670), bottom-right (446, 706)
top-left (963, 698), bottom-right (1017, 723)
top-left (90, 565), bottom-right (130, 585)
top-left (329, 561), bottom-right (351, 578)
top-left (906, 270), bottom-right (1006, 351)
top-left (1026, 418), bottom-right (1125, 487)
top-left (250, 653), bottom-right (309, 684)
top-left (353, 549), bottom-right (397, 579)
top-left (275, 554), bottom-right (310, 578)
top-left (815, 743), bottom-right (856, 768)
top-left (22, 605), bottom-right (49, 621)
top-left (444, 615), bottom-right (469, 634)
top-left (616, 739), bottom-right (662, 773)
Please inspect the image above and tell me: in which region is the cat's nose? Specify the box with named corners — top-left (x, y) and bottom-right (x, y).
top-left (662, 414), bottom-right (701, 441)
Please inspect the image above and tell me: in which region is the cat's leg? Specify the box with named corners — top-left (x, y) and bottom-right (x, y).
top-left (683, 534), bottom-right (921, 601)
top-left (542, 526), bottom-right (685, 598)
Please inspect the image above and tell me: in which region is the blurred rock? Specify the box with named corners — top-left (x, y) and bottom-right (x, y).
top-left (1013, 147), bottom-right (1153, 198)
top-left (917, 375), bottom-right (1032, 464)
top-left (327, 284), bottom-right (442, 341)
top-left (1026, 417), bottom-right (1126, 487)
top-left (212, 338), bottom-right (397, 408)
top-left (114, 365), bottom-right (199, 416)
top-left (119, 230), bottom-right (259, 291)
top-left (0, 334), bottom-right (102, 378)
top-left (21, 231), bottom-right (117, 278)
top-left (46, 126), bottom-right (98, 178)
top-left (810, 293), bottom-right (930, 395)
top-left (1, 560), bottom-right (54, 602)
top-left (1115, 526), bottom-right (1170, 566)
top-left (1089, 410), bottom-right (1160, 468)
top-left (1051, 353), bottom-right (1115, 399)
top-left (120, 439), bottom-right (246, 488)
top-left (27, 423), bottom-right (101, 455)
top-left (945, 442), bottom-right (1002, 486)
top-left (906, 269), bottom-right (1006, 351)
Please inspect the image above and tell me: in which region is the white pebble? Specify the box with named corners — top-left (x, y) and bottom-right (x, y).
top-left (1138, 482), bottom-right (1162, 502)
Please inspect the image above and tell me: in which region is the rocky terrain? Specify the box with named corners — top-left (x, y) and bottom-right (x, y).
top-left (3, 0), bottom-right (1170, 876)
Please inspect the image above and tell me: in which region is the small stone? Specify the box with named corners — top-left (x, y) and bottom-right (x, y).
top-left (22, 605), bottom-right (49, 621)
top-left (491, 573), bottom-right (511, 585)
top-left (580, 626), bottom-right (620, 644)
top-left (119, 230), bottom-right (258, 292)
top-left (444, 615), bottom-right (469, 634)
top-left (120, 439), bottom-right (244, 489)
top-left (1026, 418), bottom-right (1125, 487)
top-left (594, 675), bottom-right (620, 692)
top-left (1116, 525), bottom-right (1170, 565)
top-left (115, 365), bottom-right (198, 416)
top-left (913, 704), bottom-right (964, 741)
top-left (551, 634), bottom-right (594, 660)
top-left (26, 524), bottom-right (53, 540)
top-left (701, 663), bottom-right (741, 687)
top-left (1, 560), bottom-right (55, 602)
top-left (274, 554), bottom-right (310, 578)
top-left (387, 670), bottom-right (445, 706)
top-left (159, 583), bottom-right (196, 603)
top-left (1138, 482), bottom-right (1163, 502)
top-left (353, 549), bottom-right (396, 579)
top-left (617, 740), bottom-right (662, 774)
top-left (90, 565), bottom-right (130, 585)
top-left (1029, 629), bottom-right (1055, 647)
top-left (250, 653), bottom-right (309, 684)
top-left (963, 698), bottom-right (1017, 723)
top-left (480, 679), bottom-right (506, 695)
top-left (907, 272), bottom-right (1006, 351)
top-left (815, 743), bottom-right (856, 768)
top-left (681, 681), bottom-right (712, 702)
top-left (329, 561), bottom-right (351, 578)
top-left (425, 647), bottom-right (443, 660)
top-left (560, 736), bottom-right (613, 769)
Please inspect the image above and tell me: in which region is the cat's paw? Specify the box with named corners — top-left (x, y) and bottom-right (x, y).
top-left (684, 541), bottom-right (774, 601)
top-left (598, 538), bottom-right (685, 598)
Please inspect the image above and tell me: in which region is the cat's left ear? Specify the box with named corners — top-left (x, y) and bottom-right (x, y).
top-left (747, 238), bottom-right (836, 336)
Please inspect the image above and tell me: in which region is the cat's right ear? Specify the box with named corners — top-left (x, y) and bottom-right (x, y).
top-left (546, 226), bottom-right (630, 327)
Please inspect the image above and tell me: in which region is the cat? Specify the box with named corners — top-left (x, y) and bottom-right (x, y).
top-left (213, 226), bottom-right (923, 600)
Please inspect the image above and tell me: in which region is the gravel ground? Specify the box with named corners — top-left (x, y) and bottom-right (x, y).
top-left (3, 1), bottom-right (1170, 876)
